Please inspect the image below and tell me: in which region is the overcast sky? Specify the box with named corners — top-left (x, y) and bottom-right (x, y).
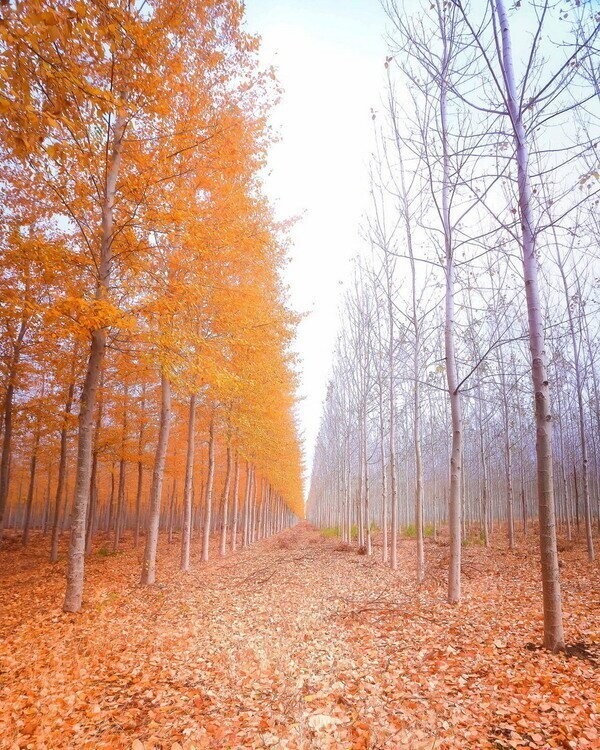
top-left (244, 0), bottom-right (387, 487)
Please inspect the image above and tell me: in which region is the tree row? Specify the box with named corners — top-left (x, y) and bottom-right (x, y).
top-left (0, 0), bottom-right (303, 610)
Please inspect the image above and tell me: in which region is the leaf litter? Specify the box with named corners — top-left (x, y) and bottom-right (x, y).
top-left (0, 524), bottom-right (597, 749)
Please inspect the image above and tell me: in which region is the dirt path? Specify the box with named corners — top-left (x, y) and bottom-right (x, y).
top-left (0, 524), bottom-right (598, 749)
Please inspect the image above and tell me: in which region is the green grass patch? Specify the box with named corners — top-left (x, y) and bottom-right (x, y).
top-left (462, 530), bottom-right (486, 547)
top-left (321, 523), bottom-right (378, 541)
top-left (403, 523), bottom-right (436, 539)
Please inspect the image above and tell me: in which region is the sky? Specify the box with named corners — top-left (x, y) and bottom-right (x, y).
top-left (243, 0), bottom-right (388, 487)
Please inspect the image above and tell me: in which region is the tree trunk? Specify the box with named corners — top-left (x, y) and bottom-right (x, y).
top-left (439, 19), bottom-right (462, 604)
top-left (392, 110), bottom-right (425, 579)
top-left (85, 372), bottom-right (103, 555)
top-left (201, 416), bottom-right (216, 563)
top-left (113, 390), bottom-right (128, 552)
top-left (499, 350), bottom-right (515, 549)
top-left (50, 379), bottom-right (75, 562)
top-left (219, 444), bottom-right (232, 557)
top-left (362, 409), bottom-right (372, 555)
top-left (113, 457), bottom-right (126, 551)
top-left (478, 396), bottom-right (490, 548)
top-left (180, 394), bottom-right (196, 571)
top-left (107, 461), bottom-right (116, 533)
top-left (140, 371), bottom-right (172, 585)
top-left (42, 468), bottom-right (52, 536)
top-left (63, 109), bottom-right (127, 612)
top-left (412, 298), bottom-right (424, 583)
top-left (85, 448), bottom-right (98, 554)
top-left (557, 256), bottom-right (594, 560)
top-left (494, 0), bottom-right (564, 650)
top-left (134, 383), bottom-right (146, 548)
top-left (242, 462), bottom-right (250, 548)
top-left (231, 454), bottom-right (240, 552)
top-left (22, 430), bottom-right (40, 546)
top-left (375, 299), bottom-right (388, 562)
top-left (553, 362), bottom-right (571, 541)
top-left (167, 478), bottom-right (177, 544)
top-left (63, 327), bottom-right (107, 611)
top-left (0, 318), bottom-right (27, 533)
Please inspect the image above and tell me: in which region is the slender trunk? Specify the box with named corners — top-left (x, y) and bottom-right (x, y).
top-left (557, 259), bottom-right (594, 560)
top-left (51, 379), bottom-right (75, 562)
top-left (63, 109), bottom-right (127, 612)
top-left (0, 318), bottom-right (27, 532)
top-left (375, 298), bottom-right (388, 562)
top-left (345, 447), bottom-right (352, 543)
top-left (85, 445), bottom-right (98, 554)
top-left (242, 462), bottom-right (251, 548)
top-left (85, 373), bottom-right (103, 555)
top-left (63, 327), bottom-right (106, 610)
top-left (113, 391), bottom-right (128, 552)
top-left (495, 0), bottom-right (564, 650)
top-left (167, 478), bottom-right (176, 544)
top-left (414, 392), bottom-right (425, 583)
top-left (363, 409), bottom-right (372, 555)
top-left (257, 482), bottom-right (263, 540)
top-left (412, 330), bottom-right (424, 574)
top-left (220, 444), bottom-right (232, 557)
top-left (444, 252), bottom-right (462, 602)
top-left (499, 350), bottom-right (515, 549)
top-left (22, 431), bottom-right (40, 546)
top-left (357, 421), bottom-right (365, 549)
top-left (201, 417), bottom-right (216, 563)
top-left (428, 390), bottom-right (439, 544)
top-left (134, 460), bottom-right (143, 546)
top-left (438, 20), bottom-right (462, 604)
top-left (479, 398), bottom-right (490, 548)
top-left (105, 462), bottom-right (115, 532)
top-left (379, 405), bottom-right (388, 563)
top-left (42, 469), bottom-right (52, 535)
top-left (553, 368), bottom-right (571, 541)
top-left (134, 383), bottom-right (146, 548)
top-left (521, 462), bottom-right (528, 533)
top-left (180, 394), bottom-right (196, 571)
top-left (113, 457), bottom-right (126, 551)
top-left (582, 312), bottom-right (600, 535)
top-left (574, 465), bottom-right (580, 532)
top-left (140, 371), bottom-right (172, 585)
top-left (393, 107), bottom-right (424, 579)
top-left (231, 454), bottom-right (240, 552)
top-left (250, 478), bottom-right (258, 543)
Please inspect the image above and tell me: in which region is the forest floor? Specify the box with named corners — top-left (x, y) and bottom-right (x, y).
top-left (0, 524), bottom-right (598, 750)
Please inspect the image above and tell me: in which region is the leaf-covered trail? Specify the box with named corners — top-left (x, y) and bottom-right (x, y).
top-left (0, 524), bottom-right (598, 749)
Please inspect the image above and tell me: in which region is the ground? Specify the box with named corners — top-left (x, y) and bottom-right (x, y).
top-left (0, 524), bottom-right (598, 750)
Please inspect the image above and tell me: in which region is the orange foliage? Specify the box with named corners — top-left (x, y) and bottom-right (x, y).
top-left (0, 0), bottom-right (303, 582)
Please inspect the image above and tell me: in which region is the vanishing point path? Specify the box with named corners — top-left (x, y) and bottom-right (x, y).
top-left (0, 524), bottom-right (597, 749)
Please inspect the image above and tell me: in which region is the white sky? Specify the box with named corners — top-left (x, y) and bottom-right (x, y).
top-left (244, 0), bottom-right (387, 487)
